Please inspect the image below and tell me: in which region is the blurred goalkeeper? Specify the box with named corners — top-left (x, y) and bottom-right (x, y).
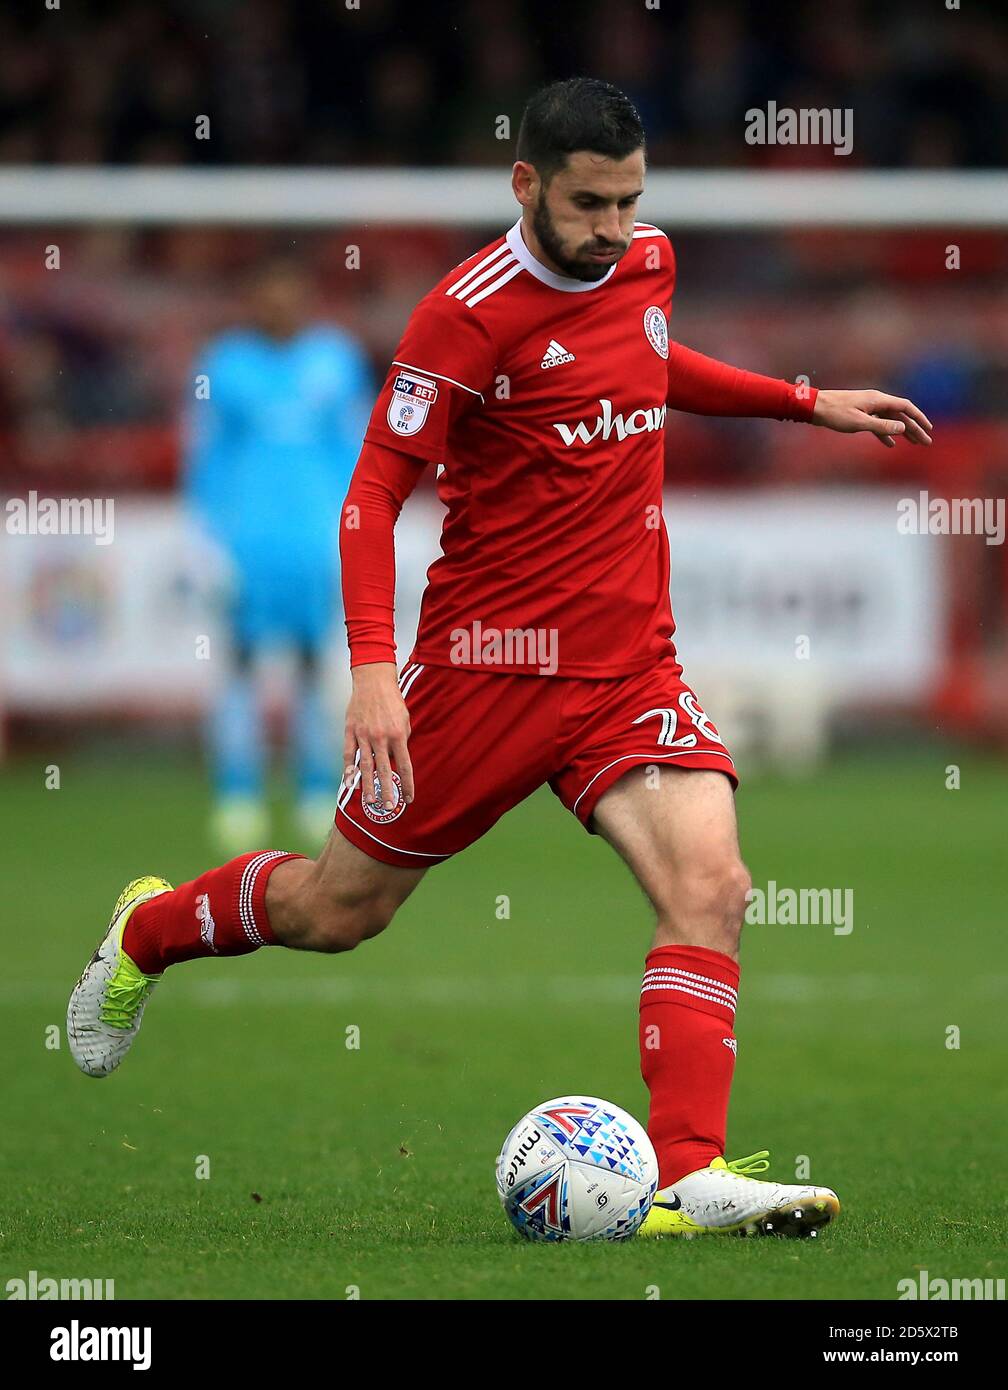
top-left (184, 255), bottom-right (373, 849)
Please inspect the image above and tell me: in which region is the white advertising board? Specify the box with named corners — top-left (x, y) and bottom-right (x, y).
top-left (0, 490), bottom-right (943, 713)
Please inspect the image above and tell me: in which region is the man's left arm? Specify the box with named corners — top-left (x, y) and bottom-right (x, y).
top-left (665, 341), bottom-right (932, 448)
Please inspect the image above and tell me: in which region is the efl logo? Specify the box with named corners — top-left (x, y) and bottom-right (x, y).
top-left (387, 371), bottom-right (438, 436)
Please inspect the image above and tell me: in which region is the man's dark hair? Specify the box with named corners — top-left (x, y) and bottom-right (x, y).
top-left (516, 78), bottom-right (645, 181)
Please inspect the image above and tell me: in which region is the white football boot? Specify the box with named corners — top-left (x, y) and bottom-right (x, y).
top-left (639, 1151), bottom-right (840, 1238)
top-left (67, 876), bottom-right (172, 1077)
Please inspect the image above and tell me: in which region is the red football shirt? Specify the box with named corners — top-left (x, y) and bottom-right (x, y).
top-left (352, 219), bottom-right (816, 677)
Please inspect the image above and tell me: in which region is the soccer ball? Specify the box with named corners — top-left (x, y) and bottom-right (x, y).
top-left (496, 1095), bottom-right (658, 1242)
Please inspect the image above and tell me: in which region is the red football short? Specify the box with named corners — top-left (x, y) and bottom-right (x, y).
top-left (335, 652), bottom-right (737, 869)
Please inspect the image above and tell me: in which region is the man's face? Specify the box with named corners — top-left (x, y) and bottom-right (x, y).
top-left (522, 148), bottom-right (646, 282)
top-left (251, 265), bottom-right (308, 339)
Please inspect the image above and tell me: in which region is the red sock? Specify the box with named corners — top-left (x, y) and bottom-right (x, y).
top-left (122, 851), bottom-right (305, 973)
top-left (639, 943), bottom-right (740, 1186)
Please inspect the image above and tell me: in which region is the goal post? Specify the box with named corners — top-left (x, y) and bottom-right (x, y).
top-left (0, 167), bottom-right (1003, 228)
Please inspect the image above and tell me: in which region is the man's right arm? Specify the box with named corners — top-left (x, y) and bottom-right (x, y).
top-left (340, 440), bottom-right (426, 810)
top-left (340, 283), bottom-right (497, 811)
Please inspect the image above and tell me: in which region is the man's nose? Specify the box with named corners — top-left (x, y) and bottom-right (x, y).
top-left (594, 209), bottom-right (623, 246)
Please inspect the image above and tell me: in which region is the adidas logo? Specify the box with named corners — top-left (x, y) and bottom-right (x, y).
top-left (540, 339), bottom-right (575, 369)
top-left (722, 1037), bottom-right (737, 1054)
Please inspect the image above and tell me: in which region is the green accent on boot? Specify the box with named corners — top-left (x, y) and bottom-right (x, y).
top-left (99, 951), bottom-right (160, 1030)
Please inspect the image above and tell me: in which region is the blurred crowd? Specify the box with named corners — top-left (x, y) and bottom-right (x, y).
top-left (1, 0), bottom-right (1006, 168)
top-left (2, 0), bottom-right (1006, 493)
top-left (1, 223), bottom-right (1006, 494)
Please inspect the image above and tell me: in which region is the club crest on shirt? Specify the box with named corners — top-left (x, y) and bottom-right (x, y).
top-left (387, 370), bottom-right (438, 435)
top-left (643, 305), bottom-right (669, 359)
top-left (362, 770), bottom-right (408, 823)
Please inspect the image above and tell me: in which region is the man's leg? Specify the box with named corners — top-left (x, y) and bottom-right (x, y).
top-left (67, 828), bottom-right (424, 1076)
top-left (591, 765), bottom-right (750, 1186)
top-left (69, 659), bottom-right (556, 1078)
top-left (591, 761), bottom-right (840, 1237)
top-left (125, 828), bottom-right (425, 971)
top-left (266, 825), bottom-right (425, 952)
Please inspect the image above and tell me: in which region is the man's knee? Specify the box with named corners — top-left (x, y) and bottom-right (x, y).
top-left (721, 857), bottom-right (752, 925)
top-left (266, 836), bottom-right (424, 953)
top-left (721, 859), bottom-right (752, 949)
top-left (307, 884), bottom-right (399, 953)
top-left (656, 852), bottom-right (751, 954)
top-left (271, 867), bottom-right (399, 954)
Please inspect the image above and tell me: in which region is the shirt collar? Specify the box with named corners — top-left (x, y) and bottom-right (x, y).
top-left (505, 219), bottom-right (617, 293)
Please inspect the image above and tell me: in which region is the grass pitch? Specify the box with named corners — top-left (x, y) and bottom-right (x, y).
top-left (2, 746), bottom-right (1005, 1299)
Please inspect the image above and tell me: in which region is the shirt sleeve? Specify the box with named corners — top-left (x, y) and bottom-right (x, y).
top-left (340, 439), bottom-right (427, 669)
top-left (364, 293), bottom-right (497, 464)
top-left (666, 341), bottom-right (817, 421)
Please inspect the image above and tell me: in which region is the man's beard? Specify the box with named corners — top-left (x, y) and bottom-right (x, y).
top-left (531, 196), bottom-right (625, 282)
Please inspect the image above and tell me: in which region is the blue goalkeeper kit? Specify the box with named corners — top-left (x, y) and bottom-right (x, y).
top-left (184, 324), bottom-right (373, 800)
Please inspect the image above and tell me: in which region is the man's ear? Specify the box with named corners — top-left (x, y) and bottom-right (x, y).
top-left (511, 160), bottom-right (540, 209)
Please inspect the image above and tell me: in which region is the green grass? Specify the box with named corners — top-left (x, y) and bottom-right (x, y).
top-left (2, 747), bottom-right (1006, 1299)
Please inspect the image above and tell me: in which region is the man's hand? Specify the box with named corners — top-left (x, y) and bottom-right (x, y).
top-left (343, 662), bottom-right (415, 811)
top-left (812, 390), bottom-right (933, 448)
